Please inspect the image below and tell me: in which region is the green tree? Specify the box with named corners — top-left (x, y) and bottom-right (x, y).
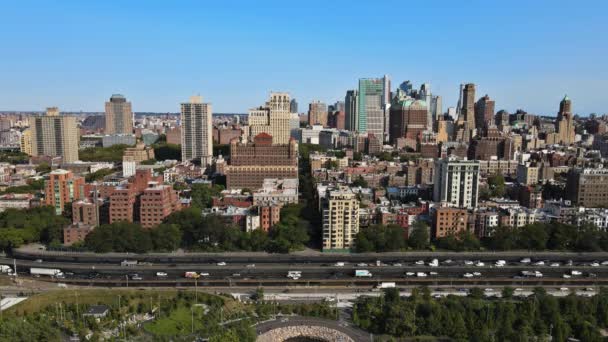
top-left (408, 221), bottom-right (430, 249)
top-left (487, 173), bottom-right (506, 197)
top-left (190, 183), bottom-right (224, 209)
top-left (85, 222), bottom-right (153, 253)
top-left (352, 175), bottom-right (368, 188)
top-left (150, 224), bottom-right (182, 251)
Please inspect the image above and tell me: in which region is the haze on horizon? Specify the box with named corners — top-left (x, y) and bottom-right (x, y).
top-left (0, 0), bottom-right (606, 116)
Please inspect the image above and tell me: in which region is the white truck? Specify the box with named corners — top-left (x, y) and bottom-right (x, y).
top-left (355, 270), bottom-right (372, 277)
top-left (428, 259), bottom-right (439, 267)
top-left (377, 282), bottom-right (396, 289)
top-left (30, 268), bottom-right (64, 278)
top-left (0, 265), bottom-right (12, 273)
top-left (287, 271), bottom-right (302, 280)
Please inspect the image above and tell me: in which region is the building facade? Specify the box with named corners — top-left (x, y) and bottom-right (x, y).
top-left (104, 94), bottom-right (133, 135)
top-left (433, 159), bottom-right (480, 209)
top-left (321, 187), bottom-right (360, 252)
top-left (180, 95), bottom-right (213, 166)
top-left (44, 169), bottom-right (85, 215)
top-left (30, 107), bottom-right (79, 163)
top-left (248, 92), bottom-right (292, 144)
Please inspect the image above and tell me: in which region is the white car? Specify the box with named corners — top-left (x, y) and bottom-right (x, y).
top-left (443, 259), bottom-right (453, 264)
top-left (156, 272), bottom-right (168, 277)
top-left (533, 261), bottom-right (545, 266)
top-left (429, 272), bottom-right (438, 276)
top-left (464, 260), bottom-right (474, 265)
top-left (475, 261), bottom-right (485, 267)
top-left (495, 260), bottom-right (506, 267)
top-left (563, 274), bottom-right (572, 279)
top-left (559, 287), bottom-right (569, 292)
top-left (217, 262), bottom-right (227, 266)
top-left (357, 263), bottom-right (368, 267)
top-left (429, 259), bottom-right (439, 267)
top-left (415, 260), bottom-right (425, 265)
top-left (246, 264), bottom-right (256, 268)
top-left (484, 288), bottom-right (494, 292)
top-left (590, 262), bottom-right (600, 267)
top-left (571, 270), bottom-right (582, 276)
top-left (392, 263), bottom-right (403, 267)
top-left (416, 272), bottom-right (427, 277)
top-left (550, 263), bottom-right (560, 267)
top-left (463, 273), bottom-right (474, 278)
top-left (473, 272), bottom-right (482, 277)
top-left (520, 258), bottom-right (531, 264)
top-left (334, 262), bottom-right (346, 267)
top-left (601, 261), bottom-right (608, 266)
top-left (405, 272), bottom-right (415, 277)
top-left (199, 272), bottom-right (210, 277)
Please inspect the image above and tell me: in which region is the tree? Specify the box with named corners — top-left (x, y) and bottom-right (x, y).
top-left (352, 176), bottom-right (368, 188)
top-left (190, 184), bottom-right (224, 209)
top-left (153, 143), bottom-right (181, 160)
top-left (502, 287), bottom-right (514, 299)
top-left (150, 224), bottom-right (182, 251)
top-left (35, 162), bottom-right (51, 174)
top-left (487, 174), bottom-right (506, 197)
top-left (85, 222), bottom-right (153, 253)
top-left (408, 221), bottom-right (430, 250)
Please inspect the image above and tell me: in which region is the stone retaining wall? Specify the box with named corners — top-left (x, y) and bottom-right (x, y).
top-left (256, 325), bottom-right (354, 342)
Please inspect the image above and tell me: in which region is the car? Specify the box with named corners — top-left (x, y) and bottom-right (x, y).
top-left (559, 287), bottom-right (569, 292)
top-left (430, 272), bottom-right (439, 276)
top-left (199, 272), bottom-right (210, 277)
top-left (562, 274), bottom-right (571, 279)
top-left (566, 260), bottom-right (573, 266)
top-left (246, 264), bottom-right (256, 268)
top-left (590, 262), bottom-right (600, 267)
top-left (495, 260), bottom-right (506, 267)
top-left (473, 272), bottom-right (482, 277)
top-left (443, 259), bottom-right (453, 264)
top-left (484, 288), bottom-right (494, 292)
top-left (571, 270), bottom-right (582, 276)
top-left (463, 273), bottom-right (474, 278)
top-left (156, 272), bottom-right (168, 277)
top-left (520, 258), bottom-right (531, 264)
top-left (585, 287), bottom-right (594, 292)
top-left (601, 261), bottom-right (608, 266)
top-left (515, 288), bottom-right (524, 292)
top-left (405, 272), bottom-right (415, 277)
top-left (475, 261), bottom-right (485, 267)
top-left (464, 260), bottom-right (474, 265)
top-left (550, 262), bottom-right (560, 267)
top-left (280, 318), bottom-right (289, 323)
top-left (415, 260), bottom-right (425, 265)
top-left (232, 273), bottom-right (241, 277)
top-left (392, 263), bottom-right (403, 267)
top-left (416, 272), bottom-right (427, 277)
top-left (130, 274), bottom-right (143, 280)
top-left (533, 261), bottom-right (545, 266)
top-left (217, 262), bottom-right (227, 266)
top-left (357, 263), bottom-right (368, 267)
top-left (35, 259), bottom-right (43, 263)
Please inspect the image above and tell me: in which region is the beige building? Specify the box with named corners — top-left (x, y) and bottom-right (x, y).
top-left (516, 163), bottom-right (539, 186)
top-left (308, 100), bottom-right (328, 127)
top-left (180, 96), bottom-right (213, 166)
top-left (248, 92), bottom-right (292, 144)
top-left (30, 107), bottom-right (79, 162)
top-left (20, 129), bottom-right (32, 155)
top-left (104, 94), bottom-right (133, 135)
top-left (321, 186), bottom-right (360, 252)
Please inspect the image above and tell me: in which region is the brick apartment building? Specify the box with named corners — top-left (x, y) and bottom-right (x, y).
top-left (225, 133), bottom-right (298, 190)
top-left (140, 182), bottom-right (182, 228)
top-left (44, 169), bottom-right (85, 215)
top-left (433, 207), bottom-right (470, 238)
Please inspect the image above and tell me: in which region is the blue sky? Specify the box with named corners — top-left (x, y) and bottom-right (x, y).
top-left (0, 0), bottom-right (606, 115)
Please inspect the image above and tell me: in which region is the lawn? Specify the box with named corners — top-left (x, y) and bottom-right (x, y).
top-left (145, 305), bottom-right (208, 336)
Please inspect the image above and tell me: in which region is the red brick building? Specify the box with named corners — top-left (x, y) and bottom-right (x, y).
top-left (139, 182), bottom-right (182, 228)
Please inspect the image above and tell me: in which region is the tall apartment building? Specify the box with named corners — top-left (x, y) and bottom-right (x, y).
top-left (474, 94), bottom-right (495, 131)
top-left (358, 78), bottom-right (387, 141)
top-left (104, 94), bottom-right (133, 135)
top-left (248, 92), bottom-right (292, 144)
top-left (388, 98), bottom-right (428, 144)
top-left (20, 129), bottom-right (32, 155)
top-left (225, 133), bottom-right (298, 190)
top-left (321, 187), bottom-right (360, 252)
top-left (30, 107), bottom-right (79, 162)
top-left (139, 182), bottom-right (181, 228)
top-left (455, 83), bottom-right (476, 141)
top-left (345, 90), bottom-right (358, 131)
top-left (516, 163), bottom-right (539, 186)
top-left (433, 158), bottom-right (480, 209)
top-left (566, 168), bottom-right (608, 207)
top-left (44, 169), bottom-right (85, 215)
top-left (307, 100), bottom-right (328, 127)
top-left (180, 95), bottom-right (213, 166)
top-left (555, 95), bottom-right (576, 145)
top-left (109, 185), bottom-right (138, 223)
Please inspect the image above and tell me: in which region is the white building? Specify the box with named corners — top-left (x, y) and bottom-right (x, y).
top-left (433, 158), bottom-right (480, 209)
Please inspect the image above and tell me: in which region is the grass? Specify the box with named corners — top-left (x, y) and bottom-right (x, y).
top-left (5, 289), bottom-right (182, 316)
top-left (145, 305), bottom-right (207, 336)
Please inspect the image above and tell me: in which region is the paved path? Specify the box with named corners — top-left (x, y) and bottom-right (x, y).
top-left (0, 297), bottom-right (27, 311)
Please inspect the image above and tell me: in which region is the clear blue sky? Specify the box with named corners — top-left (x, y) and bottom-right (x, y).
top-left (1, 0), bottom-right (607, 116)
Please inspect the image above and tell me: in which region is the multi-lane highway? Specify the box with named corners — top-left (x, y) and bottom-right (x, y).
top-left (3, 254), bottom-right (608, 288)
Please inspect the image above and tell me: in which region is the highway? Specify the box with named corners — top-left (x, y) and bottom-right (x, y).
top-left (3, 256), bottom-right (608, 288)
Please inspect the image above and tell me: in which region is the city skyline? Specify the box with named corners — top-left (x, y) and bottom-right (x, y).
top-left (1, 1), bottom-right (607, 115)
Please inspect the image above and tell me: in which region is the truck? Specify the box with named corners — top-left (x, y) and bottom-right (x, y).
top-left (184, 272), bottom-right (199, 278)
top-left (428, 259), bottom-right (439, 267)
top-left (121, 260), bottom-right (138, 267)
top-left (355, 270), bottom-right (372, 277)
top-left (287, 271), bottom-right (302, 279)
top-left (377, 282), bottom-right (396, 289)
top-left (0, 265), bottom-right (12, 273)
top-left (30, 268), bottom-right (64, 278)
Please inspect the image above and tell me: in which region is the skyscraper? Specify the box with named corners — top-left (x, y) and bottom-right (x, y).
top-left (555, 95), bottom-right (575, 145)
top-left (455, 83), bottom-right (476, 141)
top-left (290, 98), bottom-right (298, 114)
top-left (475, 94), bottom-right (495, 131)
top-left (358, 78), bottom-right (386, 141)
top-left (31, 107), bottom-right (79, 162)
top-left (433, 158), bottom-right (480, 209)
top-left (345, 90), bottom-right (358, 132)
top-left (248, 92), bottom-right (292, 144)
top-left (180, 95), bottom-right (213, 166)
top-left (419, 83), bottom-right (433, 130)
top-left (104, 94), bottom-right (133, 135)
top-left (307, 100), bottom-right (328, 126)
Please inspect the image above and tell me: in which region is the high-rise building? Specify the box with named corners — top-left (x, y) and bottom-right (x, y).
top-left (433, 158), bottom-right (480, 209)
top-left (430, 95), bottom-right (442, 127)
top-left (307, 100), bottom-right (328, 126)
top-left (104, 94), bottom-right (133, 135)
top-left (419, 83), bottom-right (433, 129)
top-left (475, 94), bottom-right (495, 131)
top-left (389, 99), bottom-right (428, 144)
top-left (321, 186), bottom-right (360, 252)
top-left (180, 95), bottom-right (213, 166)
top-left (345, 90), bottom-right (358, 131)
top-left (248, 92), bottom-right (292, 144)
top-left (358, 78), bottom-right (386, 141)
top-left (44, 169), bottom-right (85, 215)
top-left (555, 95), bottom-right (576, 145)
top-left (31, 107), bottom-right (79, 162)
top-left (290, 98), bottom-right (298, 114)
top-left (225, 133), bottom-right (298, 190)
top-left (455, 83), bottom-right (476, 141)
top-left (20, 129), bottom-right (32, 155)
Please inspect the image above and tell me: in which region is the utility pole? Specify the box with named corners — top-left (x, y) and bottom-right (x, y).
top-left (13, 258), bottom-right (17, 278)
